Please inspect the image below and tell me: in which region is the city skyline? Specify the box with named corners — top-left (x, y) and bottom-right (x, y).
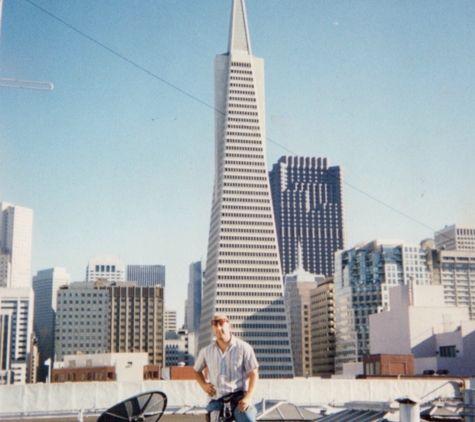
top-left (1, 0), bottom-right (474, 323)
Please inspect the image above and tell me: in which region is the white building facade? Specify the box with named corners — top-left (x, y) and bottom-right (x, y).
top-left (198, 0), bottom-right (294, 378)
top-left (435, 224), bottom-right (475, 252)
top-left (0, 287), bottom-right (34, 384)
top-left (425, 225), bottom-right (475, 320)
top-left (165, 310), bottom-right (177, 334)
top-left (370, 284), bottom-right (475, 376)
top-left (85, 254), bottom-right (125, 283)
top-left (0, 202), bottom-right (33, 289)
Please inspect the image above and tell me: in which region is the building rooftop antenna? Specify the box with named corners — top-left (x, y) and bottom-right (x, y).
top-left (0, 0), bottom-right (54, 91)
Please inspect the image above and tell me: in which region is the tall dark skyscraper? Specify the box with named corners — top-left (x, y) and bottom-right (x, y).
top-left (269, 156), bottom-right (345, 277)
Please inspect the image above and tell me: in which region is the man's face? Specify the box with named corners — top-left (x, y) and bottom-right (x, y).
top-left (212, 319), bottom-right (231, 341)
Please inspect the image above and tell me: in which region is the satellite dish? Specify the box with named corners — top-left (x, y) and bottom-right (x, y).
top-left (97, 391), bottom-right (167, 422)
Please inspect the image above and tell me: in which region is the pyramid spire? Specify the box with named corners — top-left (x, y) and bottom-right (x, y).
top-left (228, 0), bottom-right (252, 54)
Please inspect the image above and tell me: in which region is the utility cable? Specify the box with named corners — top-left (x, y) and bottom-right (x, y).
top-left (22, 0), bottom-right (449, 241)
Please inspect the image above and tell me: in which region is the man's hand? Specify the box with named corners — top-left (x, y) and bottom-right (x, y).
top-left (238, 397), bottom-right (252, 413)
top-left (201, 382), bottom-right (216, 397)
top-left (194, 370), bottom-right (216, 397)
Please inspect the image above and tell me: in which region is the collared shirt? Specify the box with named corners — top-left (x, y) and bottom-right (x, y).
top-left (194, 335), bottom-right (259, 399)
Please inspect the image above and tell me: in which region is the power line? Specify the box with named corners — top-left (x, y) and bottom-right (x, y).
top-left (22, 0), bottom-right (444, 239)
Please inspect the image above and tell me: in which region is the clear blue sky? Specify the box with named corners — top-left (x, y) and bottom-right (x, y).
top-left (1, 0), bottom-right (474, 325)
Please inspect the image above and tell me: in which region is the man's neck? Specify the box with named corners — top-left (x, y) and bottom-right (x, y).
top-left (216, 335), bottom-right (232, 352)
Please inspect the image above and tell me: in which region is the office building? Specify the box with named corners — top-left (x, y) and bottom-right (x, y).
top-left (185, 261), bottom-right (202, 360)
top-left (0, 287), bottom-right (34, 384)
top-left (127, 265), bottom-right (165, 287)
top-left (198, 0), bottom-right (294, 378)
top-left (334, 240), bottom-right (431, 374)
top-left (425, 224), bottom-right (475, 320)
top-left (165, 310), bottom-right (177, 334)
top-left (435, 224), bottom-right (475, 252)
top-left (284, 254), bottom-right (320, 377)
top-left (32, 267), bottom-right (70, 382)
top-left (310, 277), bottom-right (335, 377)
top-left (55, 280), bottom-right (164, 366)
top-left (85, 254), bottom-right (125, 283)
top-left (108, 283), bottom-right (164, 366)
top-left (269, 156), bottom-right (345, 277)
top-left (0, 202), bottom-right (33, 288)
top-left (185, 261), bottom-right (202, 333)
top-left (165, 328), bottom-right (190, 367)
top-left (55, 281), bottom-right (110, 361)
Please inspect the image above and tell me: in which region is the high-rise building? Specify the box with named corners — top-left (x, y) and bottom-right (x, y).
top-left (269, 156), bottom-right (345, 277)
top-left (165, 310), bottom-right (177, 334)
top-left (185, 261), bottom-right (202, 361)
top-left (185, 261), bottom-right (202, 333)
top-left (425, 225), bottom-right (475, 320)
top-left (108, 283), bottom-right (164, 366)
top-left (435, 224), bottom-right (475, 252)
top-left (284, 254), bottom-right (320, 377)
top-left (198, 0), bottom-right (294, 378)
top-left (165, 328), bottom-right (190, 367)
top-left (86, 254), bottom-right (125, 283)
top-left (333, 240), bottom-right (431, 374)
top-left (0, 202), bottom-right (33, 288)
top-left (127, 265), bottom-right (165, 287)
top-left (0, 287), bottom-right (34, 384)
top-left (310, 277), bottom-right (335, 377)
top-left (55, 281), bottom-right (110, 361)
top-left (32, 268), bottom-right (70, 382)
top-left (55, 280), bottom-right (164, 366)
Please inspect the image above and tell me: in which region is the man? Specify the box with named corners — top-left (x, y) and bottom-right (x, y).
top-left (194, 314), bottom-right (259, 422)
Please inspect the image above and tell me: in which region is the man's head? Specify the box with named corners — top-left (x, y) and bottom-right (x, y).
top-left (211, 314), bottom-right (231, 342)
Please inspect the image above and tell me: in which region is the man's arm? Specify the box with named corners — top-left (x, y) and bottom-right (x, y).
top-left (238, 368), bottom-right (259, 413)
top-left (194, 369), bottom-right (216, 397)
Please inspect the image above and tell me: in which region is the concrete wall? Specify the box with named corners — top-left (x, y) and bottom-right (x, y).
top-left (0, 378), bottom-right (463, 417)
top-left (370, 287), bottom-right (411, 355)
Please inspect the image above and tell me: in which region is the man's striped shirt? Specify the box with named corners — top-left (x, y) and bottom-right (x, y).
top-left (194, 336), bottom-right (259, 399)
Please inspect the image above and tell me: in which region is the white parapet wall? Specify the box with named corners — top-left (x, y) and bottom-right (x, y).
top-left (0, 378), bottom-right (464, 417)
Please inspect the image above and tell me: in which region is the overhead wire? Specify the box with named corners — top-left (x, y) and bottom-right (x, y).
top-left (21, 0), bottom-right (449, 241)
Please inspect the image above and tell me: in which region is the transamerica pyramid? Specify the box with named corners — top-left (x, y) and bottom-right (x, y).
top-left (198, 0), bottom-right (295, 379)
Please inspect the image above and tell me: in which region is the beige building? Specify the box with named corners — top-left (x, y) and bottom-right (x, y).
top-left (108, 283), bottom-right (164, 366)
top-left (310, 277), bottom-right (335, 377)
top-left (56, 281), bottom-right (164, 367)
top-left (284, 251), bottom-right (321, 377)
